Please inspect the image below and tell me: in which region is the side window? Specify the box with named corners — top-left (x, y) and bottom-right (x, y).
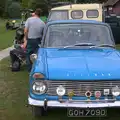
top-left (86, 10), bottom-right (99, 18)
top-left (71, 10), bottom-right (83, 19)
top-left (48, 11), bottom-right (68, 21)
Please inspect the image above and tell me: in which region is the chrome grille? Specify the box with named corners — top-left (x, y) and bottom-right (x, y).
top-left (46, 80), bottom-right (120, 96)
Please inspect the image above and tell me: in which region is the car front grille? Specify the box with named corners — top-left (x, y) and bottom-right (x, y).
top-left (46, 80), bottom-right (120, 96)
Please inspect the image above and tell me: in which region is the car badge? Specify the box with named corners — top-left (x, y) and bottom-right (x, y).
top-left (95, 91), bottom-right (101, 99)
top-left (68, 90), bottom-right (75, 99)
top-left (104, 89), bottom-right (110, 96)
top-left (85, 91), bottom-right (92, 98)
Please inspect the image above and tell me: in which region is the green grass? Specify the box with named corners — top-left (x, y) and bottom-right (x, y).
top-left (1, 58), bottom-right (120, 120)
top-left (0, 19), bottom-right (15, 50)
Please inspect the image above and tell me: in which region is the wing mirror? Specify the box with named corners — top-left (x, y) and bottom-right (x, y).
top-left (30, 54), bottom-right (37, 63)
top-left (38, 44), bottom-right (41, 47)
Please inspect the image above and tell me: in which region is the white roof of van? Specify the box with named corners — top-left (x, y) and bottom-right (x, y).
top-left (51, 4), bottom-right (103, 10)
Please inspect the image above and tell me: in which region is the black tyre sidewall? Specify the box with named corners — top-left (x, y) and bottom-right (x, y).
top-left (32, 106), bottom-right (46, 117)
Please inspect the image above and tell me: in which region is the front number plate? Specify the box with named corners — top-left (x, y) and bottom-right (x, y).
top-left (67, 108), bottom-right (107, 117)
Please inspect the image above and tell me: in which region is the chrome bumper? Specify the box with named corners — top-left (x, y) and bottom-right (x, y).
top-left (28, 97), bottom-right (120, 108)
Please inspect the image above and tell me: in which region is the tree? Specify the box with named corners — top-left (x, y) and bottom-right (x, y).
top-left (28, 0), bottom-right (49, 15)
top-left (76, 0), bottom-right (107, 3)
top-left (0, 0), bottom-right (7, 17)
top-left (21, 0), bottom-right (108, 16)
top-left (2, 0), bottom-right (21, 18)
top-left (8, 2), bottom-right (21, 18)
top-left (4, 0), bottom-right (13, 18)
top-left (21, 0), bottom-right (30, 8)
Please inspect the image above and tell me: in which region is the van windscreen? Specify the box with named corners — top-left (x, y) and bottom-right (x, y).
top-left (48, 10), bottom-right (68, 21)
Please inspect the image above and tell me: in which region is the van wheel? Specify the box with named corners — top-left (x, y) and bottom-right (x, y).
top-left (31, 106), bottom-right (47, 117)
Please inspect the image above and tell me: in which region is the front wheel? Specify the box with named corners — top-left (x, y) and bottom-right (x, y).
top-left (31, 106), bottom-right (47, 117)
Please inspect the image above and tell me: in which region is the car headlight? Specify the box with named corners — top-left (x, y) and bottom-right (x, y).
top-left (112, 86), bottom-right (120, 97)
top-left (32, 81), bottom-right (47, 94)
top-left (56, 85), bottom-right (66, 96)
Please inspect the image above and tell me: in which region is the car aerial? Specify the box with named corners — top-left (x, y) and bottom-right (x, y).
top-left (28, 19), bottom-right (120, 117)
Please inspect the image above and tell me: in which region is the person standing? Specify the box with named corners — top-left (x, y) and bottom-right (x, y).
top-left (23, 8), bottom-right (45, 72)
top-left (6, 20), bottom-right (10, 30)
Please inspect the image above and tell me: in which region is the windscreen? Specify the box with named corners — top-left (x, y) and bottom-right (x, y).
top-left (45, 23), bottom-right (114, 47)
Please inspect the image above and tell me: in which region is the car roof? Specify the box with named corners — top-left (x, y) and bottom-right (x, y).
top-left (47, 19), bottom-right (108, 26)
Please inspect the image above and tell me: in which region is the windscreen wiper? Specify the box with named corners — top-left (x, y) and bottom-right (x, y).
top-left (89, 44), bottom-right (115, 49)
top-left (61, 43), bottom-right (95, 49)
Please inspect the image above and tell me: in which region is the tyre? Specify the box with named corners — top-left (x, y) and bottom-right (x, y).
top-left (11, 60), bottom-right (21, 72)
top-left (31, 106), bottom-right (47, 117)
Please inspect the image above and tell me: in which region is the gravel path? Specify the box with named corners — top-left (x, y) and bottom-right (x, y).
top-left (0, 46), bottom-right (14, 61)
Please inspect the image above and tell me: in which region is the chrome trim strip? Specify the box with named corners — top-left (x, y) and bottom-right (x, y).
top-left (28, 97), bottom-right (120, 108)
top-left (58, 99), bottom-right (116, 102)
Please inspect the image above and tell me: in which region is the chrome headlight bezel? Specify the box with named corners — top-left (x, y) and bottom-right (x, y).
top-left (32, 81), bottom-right (47, 95)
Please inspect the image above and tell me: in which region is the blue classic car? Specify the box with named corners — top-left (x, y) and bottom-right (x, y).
top-left (28, 19), bottom-right (120, 117)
